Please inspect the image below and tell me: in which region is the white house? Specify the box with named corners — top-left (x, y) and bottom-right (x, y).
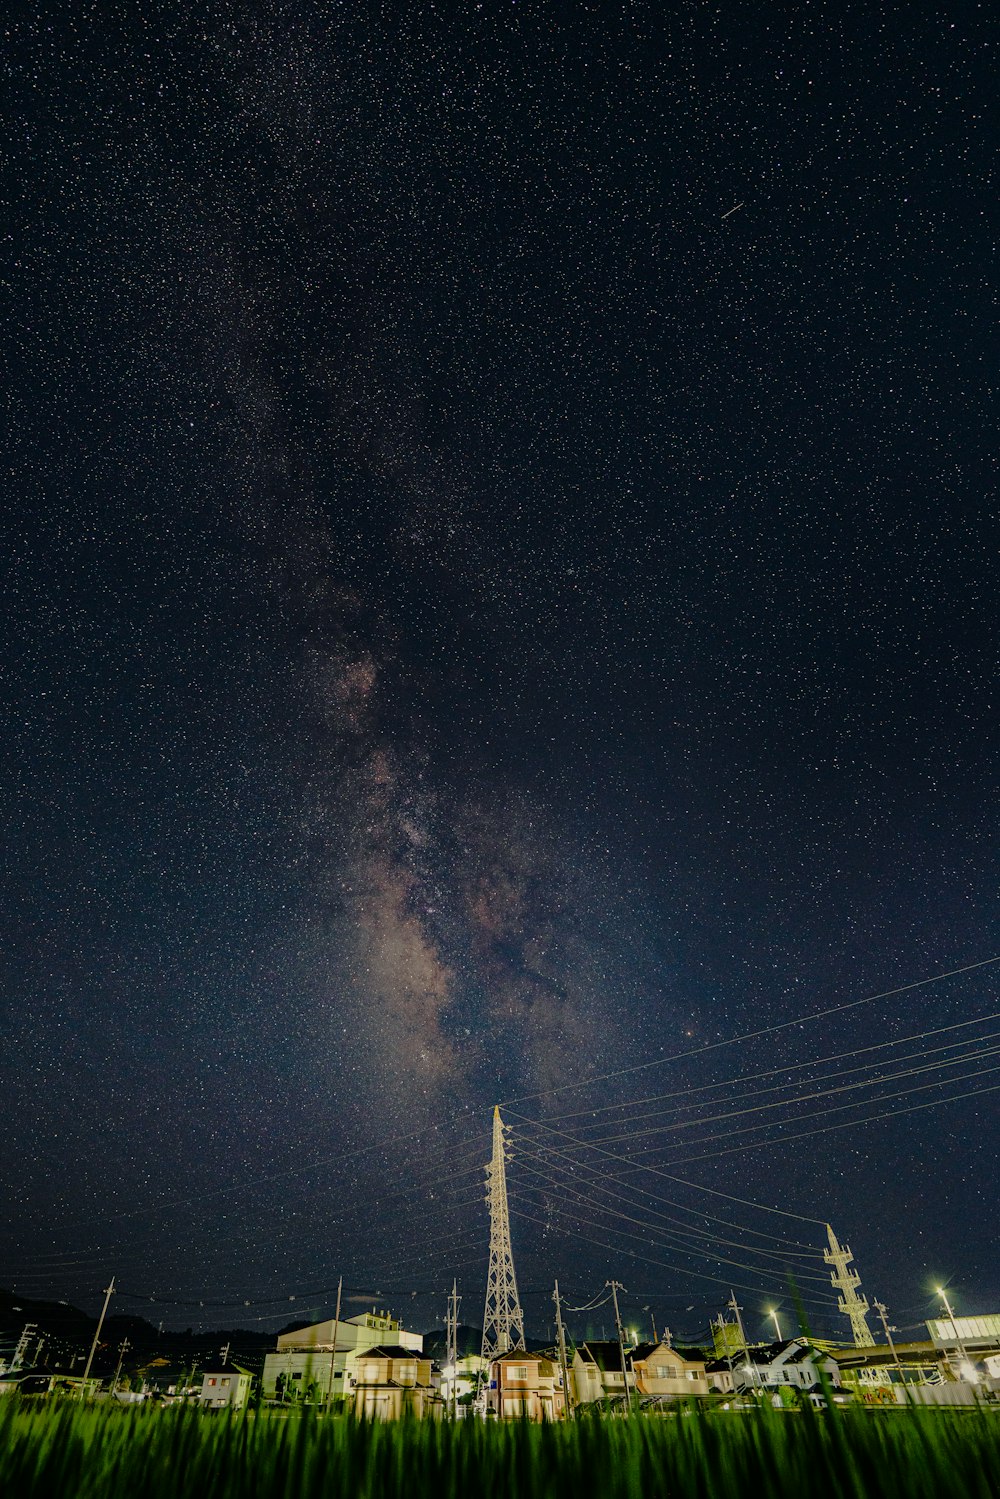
top-left (731, 1339), bottom-right (842, 1400)
top-left (262, 1309), bottom-right (422, 1401)
top-left (571, 1341), bottom-right (632, 1406)
top-left (199, 1365), bottom-right (253, 1409)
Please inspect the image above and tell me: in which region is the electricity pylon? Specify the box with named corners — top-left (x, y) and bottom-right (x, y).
top-left (824, 1224), bottom-right (873, 1346)
top-left (481, 1106), bottom-right (525, 1362)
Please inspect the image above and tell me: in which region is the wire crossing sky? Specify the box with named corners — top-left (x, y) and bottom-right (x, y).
top-left (2, 1), bottom-right (997, 1337)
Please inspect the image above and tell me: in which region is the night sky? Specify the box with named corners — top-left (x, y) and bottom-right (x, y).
top-left (3, 2), bottom-right (997, 1346)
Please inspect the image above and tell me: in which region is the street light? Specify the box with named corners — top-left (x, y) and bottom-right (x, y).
top-left (768, 1308), bottom-right (784, 1342)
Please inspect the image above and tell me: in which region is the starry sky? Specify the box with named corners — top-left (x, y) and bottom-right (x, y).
top-left (3, 2), bottom-right (997, 1345)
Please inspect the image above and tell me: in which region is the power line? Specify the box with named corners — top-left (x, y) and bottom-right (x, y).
top-left (562, 1040), bottom-right (1000, 1148)
top-left (513, 1153), bottom-right (821, 1275)
top-left (507, 1109), bottom-right (828, 1226)
top-left (4, 1147), bottom-right (489, 1270)
top-left (506, 1202), bottom-right (837, 1310)
top-left (0, 1118), bottom-right (485, 1242)
top-left (532, 1012), bottom-right (1000, 1126)
top-left (648, 1076), bottom-right (1000, 1168)
top-left (509, 1163), bottom-right (831, 1285)
top-left (510, 1132), bottom-right (817, 1250)
top-left (587, 1058), bottom-right (1000, 1162)
top-left (500, 953), bottom-right (1000, 1108)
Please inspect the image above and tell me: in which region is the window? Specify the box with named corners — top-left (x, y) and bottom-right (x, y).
top-left (656, 1365), bottom-right (669, 1378)
top-left (509, 1367), bottom-right (528, 1381)
top-left (364, 1364), bottom-right (377, 1382)
top-left (208, 1379), bottom-right (217, 1387)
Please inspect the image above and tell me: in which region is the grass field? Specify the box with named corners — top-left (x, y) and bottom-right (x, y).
top-left (1, 1398), bottom-right (998, 1499)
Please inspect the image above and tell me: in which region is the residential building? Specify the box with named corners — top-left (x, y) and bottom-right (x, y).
top-left (262, 1310), bottom-right (421, 1401)
top-left (704, 1358), bottom-right (736, 1395)
top-left (571, 1340), bottom-right (708, 1407)
top-left (488, 1350), bottom-right (566, 1420)
top-left (571, 1341), bottom-right (632, 1406)
top-left (351, 1345), bottom-right (442, 1420)
top-left (730, 1339), bottom-right (842, 1399)
top-left (199, 1365), bottom-right (253, 1410)
top-left (630, 1341), bottom-right (710, 1401)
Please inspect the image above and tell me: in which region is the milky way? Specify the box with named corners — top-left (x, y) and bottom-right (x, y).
top-left (2, 3), bottom-right (997, 1342)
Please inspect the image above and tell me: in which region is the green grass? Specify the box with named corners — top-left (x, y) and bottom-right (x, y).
top-left (0, 1398), bottom-right (998, 1499)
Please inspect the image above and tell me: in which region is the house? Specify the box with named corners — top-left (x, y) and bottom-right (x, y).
top-left (198, 1364), bottom-right (253, 1410)
top-left (731, 1339), bottom-right (842, 1400)
top-left (704, 1358), bottom-right (736, 1394)
top-left (262, 1309), bottom-right (422, 1401)
top-left (571, 1341), bottom-right (632, 1406)
top-left (630, 1341), bottom-right (710, 1401)
top-left (571, 1340), bottom-right (708, 1407)
top-left (489, 1350), bottom-right (566, 1420)
top-left (350, 1345), bottom-right (442, 1420)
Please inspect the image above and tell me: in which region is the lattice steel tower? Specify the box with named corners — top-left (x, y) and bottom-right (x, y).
top-left (824, 1223), bottom-right (873, 1346)
top-left (481, 1106), bottom-right (525, 1361)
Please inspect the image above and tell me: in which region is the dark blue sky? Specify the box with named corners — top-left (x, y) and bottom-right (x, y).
top-left (2, 1), bottom-right (996, 1342)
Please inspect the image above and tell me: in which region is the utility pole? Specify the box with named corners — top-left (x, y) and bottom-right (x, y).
top-left (219, 1342), bottom-right (231, 1367)
top-left (873, 1300), bottom-right (904, 1381)
top-left (81, 1278), bottom-right (115, 1397)
top-left (727, 1291), bottom-right (759, 1392)
top-left (110, 1338), bottom-right (131, 1396)
top-left (481, 1107), bottom-right (525, 1362)
top-left (446, 1280), bottom-right (461, 1420)
top-left (768, 1307), bottom-right (784, 1342)
top-left (936, 1287), bottom-right (974, 1380)
top-left (824, 1224), bottom-right (873, 1346)
top-left (649, 1311), bottom-right (658, 1345)
top-left (324, 1276), bottom-right (343, 1410)
top-left (553, 1280), bottom-right (572, 1418)
top-left (12, 1323), bottom-right (37, 1370)
top-left (607, 1281), bottom-right (633, 1414)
